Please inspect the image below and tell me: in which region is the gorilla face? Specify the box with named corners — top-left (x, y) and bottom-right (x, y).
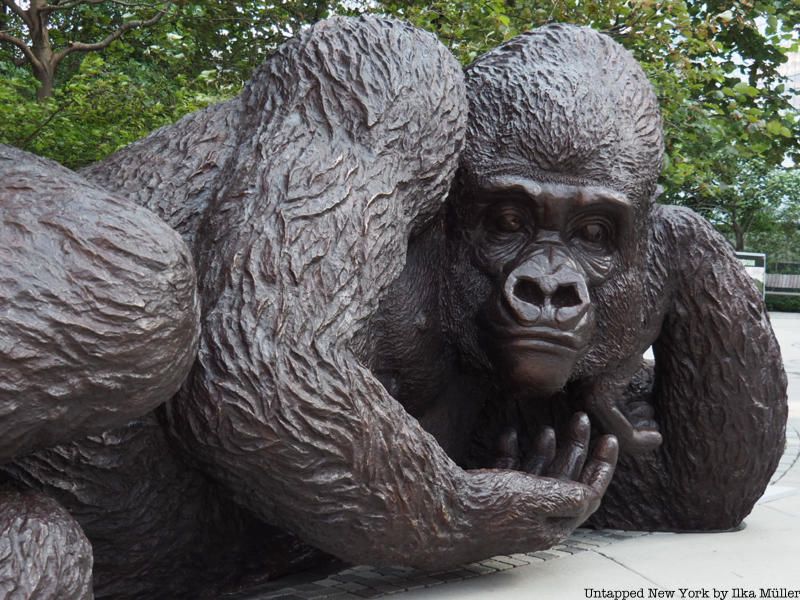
top-left (451, 174), bottom-right (635, 398)
top-left (448, 24), bottom-right (662, 400)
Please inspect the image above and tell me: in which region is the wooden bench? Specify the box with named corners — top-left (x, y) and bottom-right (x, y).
top-left (766, 273), bottom-right (800, 296)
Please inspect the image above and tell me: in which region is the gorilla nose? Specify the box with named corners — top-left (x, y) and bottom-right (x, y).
top-left (513, 279), bottom-right (583, 309)
top-left (503, 261), bottom-right (591, 330)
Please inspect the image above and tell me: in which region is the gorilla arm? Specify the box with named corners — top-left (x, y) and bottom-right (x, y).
top-left (0, 146), bottom-right (199, 463)
top-left (589, 204), bottom-right (787, 531)
top-left (165, 16), bottom-right (616, 568)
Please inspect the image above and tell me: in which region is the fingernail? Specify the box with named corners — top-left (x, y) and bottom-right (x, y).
top-left (596, 435), bottom-right (619, 461)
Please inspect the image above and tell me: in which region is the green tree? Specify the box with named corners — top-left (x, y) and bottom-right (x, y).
top-left (2, 0), bottom-right (798, 192)
top-left (0, 1), bottom-right (339, 167)
top-left (348, 0), bottom-right (799, 208)
top-left (694, 161), bottom-right (800, 251)
top-left (0, 0), bottom-right (172, 99)
top-left (169, 1), bottom-right (331, 90)
top-left (728, 166), bottom-right (800, 260)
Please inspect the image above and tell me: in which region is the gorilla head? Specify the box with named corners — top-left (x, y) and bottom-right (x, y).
top-left (445, 24), bottom-right (664, 398)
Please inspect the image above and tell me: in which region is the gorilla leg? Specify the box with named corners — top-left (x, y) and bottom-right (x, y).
top-left (2, 411), bottom-right (324, 599)
top-left (0, 146), bottom-right (199, 462)
top-left (0, 486), bottom-right (92, 600)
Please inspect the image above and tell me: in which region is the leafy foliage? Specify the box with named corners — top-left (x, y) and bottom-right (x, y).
top-left (1, 0), bottom-right (798, 256)
top-left (0, 48), bottom-right (233, 168)
top-left (348, 1), bottom-right (799, 208)
top-left (733, 166), bottom-right (800, 260)
top-left (0, 1), bottom-right (332, 168)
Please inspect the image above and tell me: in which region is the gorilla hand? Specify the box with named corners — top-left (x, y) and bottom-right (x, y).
top-left (486, 413), bottom-right (618, 544)
top-left (582, 365), bottom-right (663, 455)
top-left (493, 414), bottom-right (618, 504)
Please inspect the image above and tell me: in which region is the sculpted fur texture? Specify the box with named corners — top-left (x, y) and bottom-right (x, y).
top-left (0, 17), bottom-right (787, 599)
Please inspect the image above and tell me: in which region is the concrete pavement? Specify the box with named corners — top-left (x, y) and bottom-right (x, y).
top-left (244, 312), bottom-right (800, 600)
top-left (771, 312), bottom-right (800, 418)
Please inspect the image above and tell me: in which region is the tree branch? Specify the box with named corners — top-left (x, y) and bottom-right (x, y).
top-left (0, 30), bottom-right (42, 71)
top-left (16, 104), bottom-right (64, 149)
top-left (52, 6), bottom-right (168, 67)
top-left (42, 0), bottom-right (168, 11)
top-left (107, 0), bottom-right (163, 7)
top-left (1, 0), bottom-right (31, 29)
top-left (40, 0), bottom-right (109, 13)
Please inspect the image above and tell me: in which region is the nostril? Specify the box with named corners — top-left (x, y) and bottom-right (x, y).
top-left (551, 284), bottom-right (582, 308)
top-left (514, 279), bottom-right (546, 306)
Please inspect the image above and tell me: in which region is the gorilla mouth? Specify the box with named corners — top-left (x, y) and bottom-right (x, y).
top-left (495, 327), bottom-right (583, 353)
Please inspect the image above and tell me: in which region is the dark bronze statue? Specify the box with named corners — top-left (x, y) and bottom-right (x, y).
top-left (0, 16), bottom-right (787, 600)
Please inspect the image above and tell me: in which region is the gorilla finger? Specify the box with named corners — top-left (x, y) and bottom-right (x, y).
top-left (578, 434), bottom-right (619, 503)
top-left (522, 426), bottom-right (556, 475)
top-left (627, 400), bottom-right (656, 421)
top-left (596, 404), bottom-right (662, 454)
top-left (546, 412), bottom-right (591, 481)
top-left (494, 426), bottom-right (520, 470)
top-left (592, 405), bottom-right (638, 447)
top-left (521, 435), bottom-right (616, 521)
top-left (628, 428), bottom-right (663, 454)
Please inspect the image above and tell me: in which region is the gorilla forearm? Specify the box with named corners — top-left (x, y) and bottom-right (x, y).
top-left (174, 346), bottom-right (610, 567)
top-left (159, 16), bottom-right (613, 567)
top-left (592, 205), bottom-right (787, 530)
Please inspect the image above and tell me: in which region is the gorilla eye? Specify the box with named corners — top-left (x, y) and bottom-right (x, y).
top-left (493, 208), bottom-right (526, 233)
top-left (580, 223), bottom-right (608, 244)
top-left (572, 218), bottom-right (615, 251)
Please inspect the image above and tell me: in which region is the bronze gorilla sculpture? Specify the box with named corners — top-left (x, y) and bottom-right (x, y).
top-left (0, 16), bottom-right (787, 600)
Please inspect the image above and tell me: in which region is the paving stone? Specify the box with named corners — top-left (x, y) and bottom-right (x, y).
top-left (398, 581), bottom-right (434, 593)
top-left (479, 558), bottom-right (515, 571)
top-left (527, 550), bottom-right (562, 561)
top-left (429, 568), bottom-right (478, 581)
top-left (314, 579), bottom-right (343, 588)
top-left (371, 583), bottom-right (405, 593)
top-left (374, 566), bottom-right (416, 577)
top-left (349, 589), bottom-right (382, 599)
top-left (342, 576), bottom-right (379, 587)
top-left (291, 584), bottom-right (343, 598)
top-left (345, 570), bottom-right (384, 581)
top-left (522, 552), bottom-right (547, 562)
top-left (335, 582), bottom-right (369, 593)
top-left (491, 554), bottom-right (530, 567)
top-left (463, 563), bottom-right (498, 574)
top-left (543, 547), bottom-right (575, 557)
top-left (558, 543), bottom-right (592, 554)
